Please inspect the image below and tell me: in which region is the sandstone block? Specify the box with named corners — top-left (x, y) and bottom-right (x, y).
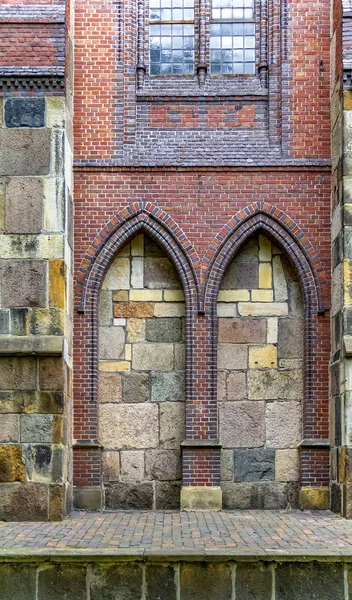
top-left (144, 257), bottom-right (181, 289)
top-left (236, 564), bottom-right (272, 600)
top-left (43, 177), bottom-right (64, 233)
top-left (174, 343), bottom-right (186, 370)
top-left (104, 482), bottom-right (153, 509)
top-left (0, 129), bottom-right (51, 176)
top-left (99, 326), bottom-right (125, 360)
top-left (217, 303), bottom-right (238, 317)
top-left (2, 260), bottom-right (46, 308)
top-left (273, 255), bottom-right (288, 301)
top-left (99, 291), bottom-right (113, 326)
top-left (219, 401), bottom-right (265, 448)
top-left (155, 481), bottom-right (181, 509)
top-left (259, 235), bottom-right (272, 261)
top-left (126, 318), bottom-right (145, 342)
top-left (5, 98), bottom-right (45, 128)
top-left (103, 257), bottom-right (130, 289)
top-left (122, 372), bottom-right (149, 403)
top-left (221, 261), bottom-right (258, 290)
top-left (131, 234), bottom-right (144, 256)
top-left (222, 481), bottom-right (287, 509)
top-left (164, 290), bottom-right (185, 302)
top-left (130, 289), bottom-right (162, 301)
top-left (99, 372), bottom-right (122, 403)
top-left (114, 302), bottom-right (153, 318)
top-left (234, 448), bottom-right (275, 482)
top-left (266, 401), bottom-right (301, 448)
top-left (180, 564), bottom-right (232, 600)
top-left (278, 318), bottom-right (304, 359)
top-left (267, 317), bottom-right (278, 343)
top-left (29, 308), bottom-right (64, 336)
top-left (46, 96), bottom-right (65, 128)
top-left (99, 361), bottom-right (130, 372)
top-left (288, 282), bottom-right (304, 315)
top-left (131, 257), bottom-right (143, 288)
top-left (23, 444), bottom-right (62, 483)
top-left (221, 449), bottom-right (234, 481)
top-left (0, 482), bottom-right (49, 520)
top-left (146, 565), bottom-right (177, 600)
top-left (5, 177), bottom-right (43, 234)
top-left (218, 317), bottom-right (266, 344)
top-left (227, 371), bottom-right (246, 400)
top-left (113, 290), bottom-right (129, 302)
top-left (151, 372), bottom-right (185, 402)
top-left (120, 450), bottom-right (144, 481)
top-left (251, 289), bottom-right (273, 302)
top-left (0, 445), bottom-right (25, 482)
top-left (248, 369), bottom-right (303, 400)
top-left (0, 391), bottom-right (64, 415)
top-left (259, 263), bottom-right (272, 288)
top-left (99, 404), bottom-right (158, 449)
top-left (0, 415), bottom-right (19, 443)
top-left (154, 303), bottom-right (186, 317)
top-left (0, 234), bottom-right (63, 259)
top-left (38, 566), bottom-right (86, 600)
top-left (276, 563), bottom-right (344, 600)
top-left (39, 357), bottom-right (64, 391)
top-left (90, 564), bottom-right (143, 600)
top-left (49, 260), bottom-right (65, 308)
top-left (132, 343), bottom-right (174, 371)
top-left (217, 371), bottom-right (226, 401)
top-left (10, 308), bottom-right (28, 336)
top-left (21, 415), bottom-right (52, 443)
top-left (102, 451), bottom-right (120, 482)
top-left (218, 290), bottom-right (250, 302)
top-left (160, 402), bottom-right (185, 448)
top-left (249, 344), bottom-right (278, 369)
top-left (275, 449), bottom-right (299, 481)
top-left (145, 449), bottom-right (181, 480)
top-left (238, 302), bottom-right (288, 317)
top-left (0, 357), bottom-right (36, 390)
top-left (218, 344), bottom-right (247, 370)
top-left (0, 564), bottom-right (37, 600)
top-left (146, 317), bottom-right (182, 343)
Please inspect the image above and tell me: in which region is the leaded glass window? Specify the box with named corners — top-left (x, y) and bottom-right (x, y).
top-left (210, 0), bottom-right (255, 75)
top-left (149, 0), bottom-right (195, 75)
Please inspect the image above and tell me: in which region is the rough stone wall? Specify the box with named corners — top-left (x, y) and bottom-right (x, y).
top-left (0, 95), bottom-right (72, 520)
top-left (218, 234), bottom-right (303, 509)
top-left (98, 234), bottom-right (185, 509)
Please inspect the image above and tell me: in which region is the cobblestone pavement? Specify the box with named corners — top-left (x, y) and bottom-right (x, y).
top-left (1, 510), bottom-right (352, 556)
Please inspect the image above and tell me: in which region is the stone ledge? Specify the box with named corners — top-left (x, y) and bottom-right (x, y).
top-left (344, 335), bottom-right (352, 356)
top-left (300, 438), bottom-right (330, 448)
top-left (0, 336), bottom-right (63, 355)
top-left (181, 440), bottom-right (222, 448)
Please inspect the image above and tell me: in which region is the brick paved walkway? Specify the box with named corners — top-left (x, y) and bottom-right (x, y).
top-left (1, 510), bottom-right (352, 556)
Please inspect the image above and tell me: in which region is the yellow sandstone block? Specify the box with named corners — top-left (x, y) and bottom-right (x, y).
top-left (164, 290), bottom-right (185, 302)
top-left (125, 344), bottom-right (132, 361)
top-left (130, 289), bottom-right (162, 302)
top-left (249, 344), bottom-right (278, 369)
top-left (46, 97), bottom-right (65, 128)
top-left (99, 361), bottom-right (131, 372)
top-left (118, 243), bottom-right (131, 256)
top-left (114, 302), bottom-right (153, 318)
top-left (218, 290), bottom-right (250, 302)
top-left (154, 303), bottom-right (186, 317)
top-left (251, 289), bottom-right (273, 302)
top-left (259, 235), bottom-right (272, 261)
top-left (131, 234), bottom-right (144, 256)
top-left (259, 263), bottom-right (272, 288)
top-left (127, 318), bottom-right (145, 343)
top-left (49, 260), bottom-right (65, 308)
top-left (113, 290), bottom-right (129, 302)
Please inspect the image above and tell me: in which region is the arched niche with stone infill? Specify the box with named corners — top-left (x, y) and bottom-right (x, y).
top-left (216, 233), bottom-right (304, 509)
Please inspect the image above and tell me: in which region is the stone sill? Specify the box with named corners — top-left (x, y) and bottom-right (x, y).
top-left (344, 335), bottom-right (352, 356)
top-left (0, 335), bottom-right (63, 355)
top-left (181, 440), bottom-right (222, 448)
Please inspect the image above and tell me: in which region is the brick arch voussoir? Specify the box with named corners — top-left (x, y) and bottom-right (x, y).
top-left (202, 202), bottom-right (327, 315)
top-left (75, 202), bottom-right (200, 313)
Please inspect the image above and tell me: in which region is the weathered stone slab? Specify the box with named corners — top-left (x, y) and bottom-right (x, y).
top-left (102, 451), bottom-right (120, 482)
top-left (151, 372), bottom-right (185, 402)
top-left (276, 563), bottom-right (344, 600)
top-left (236, 563), bottom-right (272, 600)
top-left (146, 317), bottom-right (182, 342)
top-left (248, 369), bottom-right (303, 400)
top-left (0, 357), bottom-right (36, 390)
top-left (38, 566), bottom-right (87, 600)
top-left (238, 302), bottom-right (288, 317)
top-left (103, 257), bottom-right (130, 290)
top-left (99, 326), bottom-right (125, 360)
top-left (144, 257), bottom-right (181, 289)
top-left (145, 449), bottom-right (181, 480)
top-left (126, 317), bottom-right (145, 342)
top-left (23, 444), bottom-right (62, 483)
top-left (221, 449), bottom-right (234, 481)
top-left (29, 308), bottom-right (64, 336)
top-left (114, 302), bottom-right (154, 319)
top-left (131, 257), bottom-right (144, 288)
top-left (221, 261), bottom-right (258, 290)
top-left (10, 308), bottom-right (28, 335)
top-left (0, 482), bottom-right (49, 520)
top-left (145, 237), bottom-right (165, 257)
top-left (266, 402), bottom-right (301, 448)
top-left (5, 98), bottom-right (45, 128)
top-left (278, 318), bottom-right (304, 359)
top-left (0, 309), bottom-right (10, 334)
top-left (122, 372), bottom-right (149, 403)
top-left (0, 414), bottom-right (19, 443)
top-left (0, 564), bottom-right (37, 600)
top-left (217, 371), bottom-right (227, 401)
top-left (0, 129), bottom-right (51, 176)
top-left (218, 344), bottom-right (247, 370)
top-left (156, 481), bottom-right (181, 509)
top-left (2, 260), bottom-right (46, 308)
top-left (275, 449), bottom-right (300, 481)
top-left (218, 318), bottom-right (267, 344)
top-left (219, 401), bottom-right (265, 448)
top-left (273, 255), bottom-right (288, 301)
top-left (227, 371), bottom-right (247, 400)
top-left (120, 450), bottom-right (144, 481)
top-left (99, 291), bottom-right (113, 326)
top-left (0, 445), bottom-right (25, 482)
top-left (99, 404), bottom-right (159, 449)
top-left (175, 343), bottom-right (186, 370)
top-left (249, 344), bottom-right (277, 369)
top-left (234, 448), bottom-right (275, 482)
top-left (180, 564), bottom-right (232, 600)
top-left (132, 343), bottom-right (174, 371)
top-left (21, 415), bottom-right (52, 443)
top-left (154, 303), bottom-right (186, 317)
top-left (222, 481), bottom-right (287, 509)
top-left (90, 564), bottom-right (143, 600)
top-left (105, 482), bottom-right (153, 510)
top-left (0, 234), bottom-right (63, 259)
top-left (160, 402), bottom-right (185, 448)
top-left (146, 565), bottom-right (177, 600)
top-left (39, 357), bottom-right (64, 391)
top-left (5, 177), bottom-right (43, 234)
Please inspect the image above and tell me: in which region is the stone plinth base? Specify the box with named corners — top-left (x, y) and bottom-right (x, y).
top-left (299, 486), bottom-right (329, 510)
top-left (73, 486), bottom-right (103, 511)
top-left (180, 486), bottom-right (222, 510)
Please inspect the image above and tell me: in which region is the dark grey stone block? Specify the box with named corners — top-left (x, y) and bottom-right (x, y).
top-left (2, 260), bottom-right (47, 308)
top-left (0, 482), bottom-right (49, 520)
top-left (156, 481), bottom-right (181, 509)
top-left (234, 449), bottom-right (275, 482)
top-left (0, 310), bottom-right (9, 334)
top-left (0, 564), bottom-right (36, 600)
top-left (145, 237), bottom-right (166, 257)
top-left (5, 98), bottom-right (45, 128)
top-left (146, 565), bottom-right (177, 600)
top-left (122, 372), bottom-right (150, 403)
top-left (90, 565), bottom-right (142, 600)
top-left (331, 482), bottom-right (341, 513)
top-left (23, 444), bottom-right (63, 483)
top-left (105, 482), bottom-right (153, 509)
top-left (151, 372), bottom-right (185, 402)
top-left (277, 563), bottom-right (344, 600)
top-left (10, 308), bottom-right (28, 335)
top-left (278, 318), bottom-right (304, 359)
top-left (38, 566), bottom-right (87, 600)
top-left (236, 563), bottom-right (272, 600)
top-left (221, 261), bottom-right (258, 290)
top-left (180, 564), bottom-right (232, 600)
top-left (146, 317), bottom-right (182, 342)
top-left (21, 414), bottom-right (52, 443)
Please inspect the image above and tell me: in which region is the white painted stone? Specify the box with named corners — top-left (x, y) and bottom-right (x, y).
top-left (160, 402), bottom-right (185, 449)
top-left (120, 450), bottom-right (145, 481)
top-left (131, 257), bottom-right (144, 288)
top-left (99, 404), bottom-right (159, 449)
top-left (114, 318), bottom-right (126, 326)
top-left (154, 303), bottom-right (186, 317)
top-left (238, 302), bottom-right (288, 317)
top-left (102, 257), bottom-right (130, 290)
top-left (132, 343), bottom-right (174, 370)
top-left (273, 256), bottom-right (288, 301)
top-left (266, 401), bottom-right (301, 448)
top-left (217, 303), bottom-right (238, 317)
top-left (267, 318), bottom-right (278, 343)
